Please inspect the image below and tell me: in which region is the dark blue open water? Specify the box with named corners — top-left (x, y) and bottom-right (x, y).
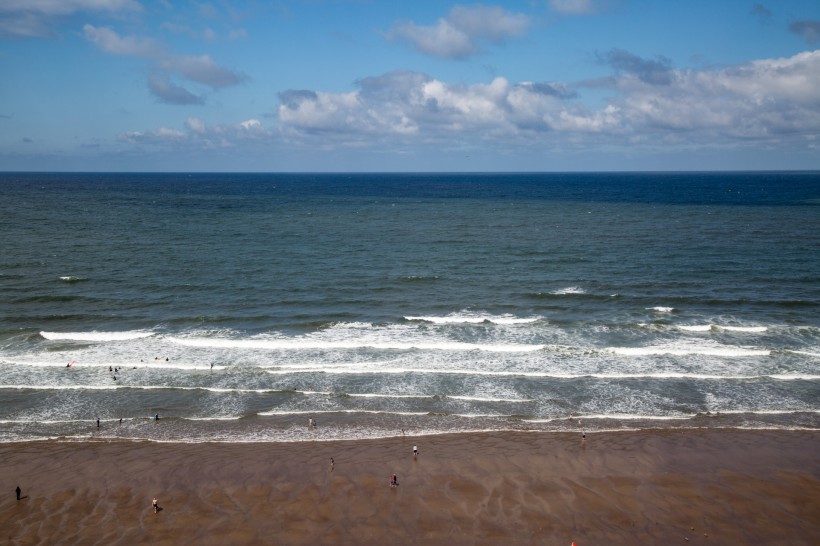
top-left (0, 172), bottom-right (818, 442)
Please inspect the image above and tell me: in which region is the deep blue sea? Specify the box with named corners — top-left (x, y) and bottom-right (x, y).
top-left (0, 172), bottom-right (818, 443)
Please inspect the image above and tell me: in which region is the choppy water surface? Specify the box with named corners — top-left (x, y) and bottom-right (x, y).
top-left (1, 172), bottom-right (818, 442)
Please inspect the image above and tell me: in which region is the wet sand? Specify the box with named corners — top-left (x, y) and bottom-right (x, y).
top-left (1, 429), bottom-right (818, 545)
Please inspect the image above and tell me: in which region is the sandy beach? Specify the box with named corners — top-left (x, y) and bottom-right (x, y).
top-left (1, 429), bottom-right (818, 545)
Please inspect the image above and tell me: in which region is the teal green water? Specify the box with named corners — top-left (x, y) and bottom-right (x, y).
top-left (0, 172), bottom-right (818, 442)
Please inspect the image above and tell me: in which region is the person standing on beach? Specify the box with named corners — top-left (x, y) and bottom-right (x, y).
top-left (16, 486), bottom-right (21, 500)
top-left (413, 445), bottom-right (418, 459)
top-left (330, 457), bottom-right (335, 472)
top-left (152, 497), bottom-right (158, 513)
top-left (96, 418), bottom-right (100, 428)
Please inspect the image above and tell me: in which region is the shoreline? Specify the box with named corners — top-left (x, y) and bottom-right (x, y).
top-left (2, 429), bottom-right (818, 545)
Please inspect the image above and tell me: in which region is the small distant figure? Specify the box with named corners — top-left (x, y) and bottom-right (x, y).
top-left (119, 418), bottom-right (123, 424)
top-left (210, 363), bottom-right (214, 370)
top-left (330, 457), bottom-right (335, 472)
top-left (581, 431), bottom-right (586, 442)
top-left (97, 418), bottom-right (100, 428)
top-left (389, 474), bottom-right (398, 488)
top-left (109, 366), bottom-right (113, 372)
top-left (413, 445), bottom-right (418, 459)
top-left (16, 486), bottom-right (21, 500)
top-left (152, 497), bottom-right (158, 513)
top-left (113, 376), bottom-right (117, 381)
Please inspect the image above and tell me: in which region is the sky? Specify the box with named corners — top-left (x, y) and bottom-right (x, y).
top-left (1, 0), bottom-right (820, 172)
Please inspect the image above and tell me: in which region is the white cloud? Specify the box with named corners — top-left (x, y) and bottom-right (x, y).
top-left (386, 5), bottom-right (530, 59)
top-left (0, 0), bottom-right (140, 16)
top-left (118, 118), bottom-right (270, 148)
top-left (83, 24), bottom-right (245, 102)
top-left (274, 50), bottom-right (820, 150)
top-left (121, 50), bottom-right (820, 160)
top-left (83, 24), bottom-right (159, 56)
top-left (159, 54), bottom-right (244, 88)
top-left (612, 50), bottom-right (820, 138)
top-left (148, 74), bottom-right (203, 105)
top-left (0, 0), bottom-right (140, 38)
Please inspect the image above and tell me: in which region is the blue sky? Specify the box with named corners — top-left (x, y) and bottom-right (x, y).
top-left (2, 0), bottom-right (819, 172)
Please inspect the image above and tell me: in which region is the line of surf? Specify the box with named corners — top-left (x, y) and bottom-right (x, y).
top-left (168, 336), bottom-right (543, 353)
top-left (40, 331), bottom-right (155, 342)
top-left (266, 369), bottom-right (817, 380)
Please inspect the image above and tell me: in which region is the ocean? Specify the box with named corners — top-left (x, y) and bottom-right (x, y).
top-left (0, 171), bottom-right (818, 443)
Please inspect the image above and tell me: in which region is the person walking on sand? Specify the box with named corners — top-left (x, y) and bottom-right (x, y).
top-left (330, 457), bottom-right (335, 471)
top-left (413, 445), bottom-right (418, 459)
top-left (16, 486), bottom-right (21, 500)
top-left (152, 497), bottom-right (158, 513)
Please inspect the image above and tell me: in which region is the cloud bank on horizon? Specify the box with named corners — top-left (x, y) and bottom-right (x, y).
top-left (1, 0), bottom-right (819, 171)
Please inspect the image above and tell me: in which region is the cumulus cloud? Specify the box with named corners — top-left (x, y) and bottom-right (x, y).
top-left (272, 50), bottom-right (820, 152)
top-left (83, 24), bottom-right (245, 104)
top-left (159, 54), bottom-right (244, 88)
top-left (598, 48), bottom-right (674, 85)
top-left (148, 74), bottom-right (204, 105)
top-left (120, 50), bottom-right (820, 159)
top-left (0, 0), bottom-right (140, 38)
top-left (83, 23), bottom-right (159, 56)
top-left (790, 20), bottom-right (820, 44)
top-left (278, 71), bottom-right (578, 139)
top-left (386, 5), bottom-right (530, 59)
top-left (119, 117), bottom-right (268, 148)
top-left (603, 50), bottom-right (820, 139)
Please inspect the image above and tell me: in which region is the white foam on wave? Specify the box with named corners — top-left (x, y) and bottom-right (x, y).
top-left (647, 307), bottom-right (675, 313)
top-left (551, 286), bottom-right (585, 295)
top-left (447, 395), bottom-right (535, 403)
top-left (184, 416), bottom-right (243, 421)
top-left (258, 409), bottom-right (429, 417)
top-left (169, 336), bottom-right (543, 353)
top-left (581, 413), bottom-right (696, 421)
top-left (678, 325), bottom-right (768, 333)
top-left (786, 350), bottom-right (820, 358)
top-left (4, 358), bottom-right (226, 371)
top-left (404, 313), bottom-right (540, 325)
top-left (605, 344), bottom-right (770, 357)
top-left (700, 409), bottom-right (820, 415)
top-left (40, 331), bottom-right (154, 342)
top-left (264, 367), bottom-right (812, 379)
